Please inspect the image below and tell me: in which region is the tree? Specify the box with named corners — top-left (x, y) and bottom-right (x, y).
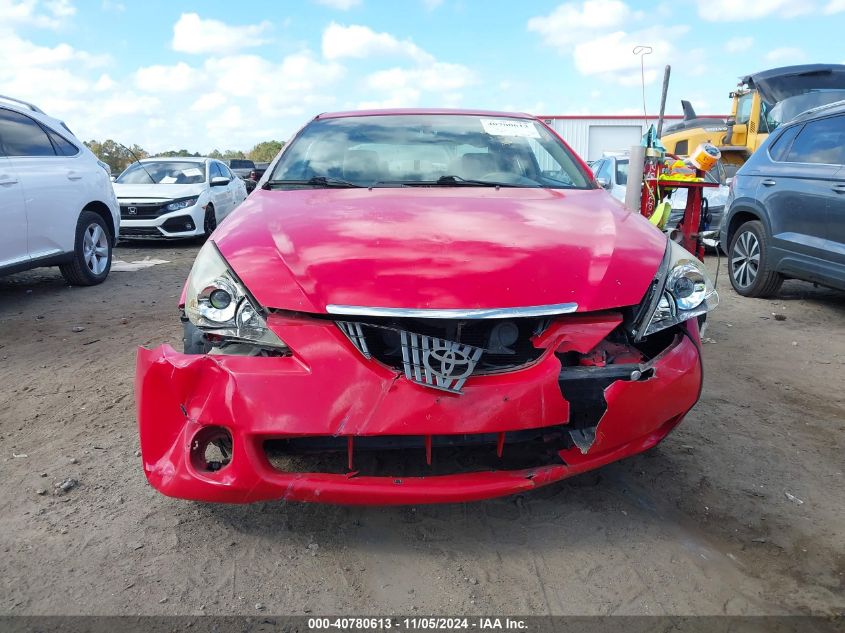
top-left (155, 149), bottom-right (200, 158)
top-left (83, 139), bottom-right (148, 174)
top-left (248, 140), bottom-right (285, 163)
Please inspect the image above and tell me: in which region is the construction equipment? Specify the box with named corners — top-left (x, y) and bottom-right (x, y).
top-left (661, 64), bottom-right (845, 172)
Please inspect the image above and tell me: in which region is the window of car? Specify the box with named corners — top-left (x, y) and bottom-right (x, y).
top-left (784, 115), bottom-right (845, 165)
top-left (228, 159), bottom-right (254, 169)
top-left (219, 163), bottom-right (234, 179)
top-left (768, 124), bottom-right (801, 162)
top-left (269, 114), bottom-right (594, 189)
top-left (615, 159), bottom-right (628, 185)
top-left (0, 108), bottom-right (57, 157)
top-left (209, 161), bottom-right (223, 179)
top-left (595, 159), bottom-right (613, 184)
top-left (44, 128), bottom-right (79, 156)
top-left (115, 161), bottom-right (207, 184)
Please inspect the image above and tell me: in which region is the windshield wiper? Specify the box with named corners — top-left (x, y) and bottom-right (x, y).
top-left (263, 176), bottom-right (363, 189)
top-left (434, 175), bottom-right (525, 187)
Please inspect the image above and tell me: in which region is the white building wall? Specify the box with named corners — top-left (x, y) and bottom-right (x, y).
top-left (542, 117), bottom-right (676, 162)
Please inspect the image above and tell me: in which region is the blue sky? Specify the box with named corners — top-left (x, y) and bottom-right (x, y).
top-left (2, 0), bottom-right (844, 153)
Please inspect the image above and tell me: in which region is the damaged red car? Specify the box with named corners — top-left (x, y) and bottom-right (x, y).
top-left (136, 109), bottom-right (718, 504)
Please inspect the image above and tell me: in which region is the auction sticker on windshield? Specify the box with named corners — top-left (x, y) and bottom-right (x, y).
top-left (480, 118), bottom-right (541, 138)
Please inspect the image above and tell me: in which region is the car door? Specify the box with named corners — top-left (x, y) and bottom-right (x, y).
top-left (0, 154), bottom-right (28, 268)
top-left (221, 163), bottom-right (245, 209)
top-left (755, 117), bottom-right (840, 264)
top-left (0, 108), bottom-right (84, 259)
top-left (208, 161), bottom-right (232, 219)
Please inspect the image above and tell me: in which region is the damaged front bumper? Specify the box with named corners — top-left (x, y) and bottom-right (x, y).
top-left (136, 313), bottom-right (702, 505)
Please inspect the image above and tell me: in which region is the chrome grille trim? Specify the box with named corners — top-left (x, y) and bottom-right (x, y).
top-left (337, 321), bottom-right (371, 358)
top-left (326, 303), bottom-right (578, 319)
top-left (399, 331), bottom-right (483, 394)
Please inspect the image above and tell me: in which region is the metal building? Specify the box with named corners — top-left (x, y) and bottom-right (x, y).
top-left (539, 114), bottom-right (725, 162)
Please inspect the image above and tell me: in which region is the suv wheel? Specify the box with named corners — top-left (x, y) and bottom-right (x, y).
top-left (59, 211), bottom-right (112, 286)
top-left (728, 220), bottom-right (782, 298)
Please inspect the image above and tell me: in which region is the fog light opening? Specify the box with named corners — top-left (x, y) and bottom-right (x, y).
top-left (190, 426), bottom-right (233, 473)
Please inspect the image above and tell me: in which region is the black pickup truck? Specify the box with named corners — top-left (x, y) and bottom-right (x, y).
top-left (226, 159), bottom-right (257, 193)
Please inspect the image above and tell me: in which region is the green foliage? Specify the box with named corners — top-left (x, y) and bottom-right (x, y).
top-left (248, 140), bottom-right (284, 163)
top-left (83, 139), bottom-right (148, 175)
top-left (155, 149), bottom-right (201, 158)
top-left (83, 139), bottom-right (286, 173)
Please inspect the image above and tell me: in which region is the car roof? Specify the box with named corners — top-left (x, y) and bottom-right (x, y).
top-left (314, 108), bottom-right (536, 120)
top-left (0, 95), bottom-right (78, 138)
top-left (139, 156), bottom-right (210, 163)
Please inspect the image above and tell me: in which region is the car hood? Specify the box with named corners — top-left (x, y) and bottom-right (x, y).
top-left (212, 187), bottom-right (666, 314)
top-left (113, 183), bottom-right (204, 201)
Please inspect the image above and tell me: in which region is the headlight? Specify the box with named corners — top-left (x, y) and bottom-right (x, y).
top-left (633, 240), bottom-right (719, 340)
top-left (185, 241), bottom-right (289, 351)
top-left (165, 197), bottom-right (198, 211)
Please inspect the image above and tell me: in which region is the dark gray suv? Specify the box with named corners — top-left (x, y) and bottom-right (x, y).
top-left (721, 100), bottom-right (845, 297)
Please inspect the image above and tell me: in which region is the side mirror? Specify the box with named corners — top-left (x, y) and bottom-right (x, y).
top-left (110, 176), bottom-right (116, 182)
top-left (596, 177), bottom-right (611, 189)
top-left (210, 176), bottom-right (230, 187)
top-left (725, 177), bottom-right (733, 186)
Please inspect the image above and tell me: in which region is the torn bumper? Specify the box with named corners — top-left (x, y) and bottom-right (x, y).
top-left (135, 315), bottom-right (702, 505)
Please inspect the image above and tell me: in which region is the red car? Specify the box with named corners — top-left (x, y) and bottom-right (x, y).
top-left (136, 109), bottom-right (718, 505)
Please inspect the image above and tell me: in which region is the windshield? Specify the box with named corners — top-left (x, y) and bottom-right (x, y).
top-left (269, 114), bottom-right (594, 189)
top-left (116, 161), bottom-right (206, 184)
top-left (768, 90), bottom-right (845, 130)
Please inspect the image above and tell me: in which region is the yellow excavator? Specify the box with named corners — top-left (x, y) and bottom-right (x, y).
top-left (661, 64), bottom-right (845, 173)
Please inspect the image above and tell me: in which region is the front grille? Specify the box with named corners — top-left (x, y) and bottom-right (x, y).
top-left (337, 317), bottom-right (548, 392)
top-left (263, 426), bottom-right (570, 476)
top-left (120, 227), bottom-right (162, 237)
top-left (120, 202), bottom-right (165, 219)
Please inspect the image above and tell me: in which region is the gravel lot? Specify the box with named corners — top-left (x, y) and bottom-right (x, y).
top-left (1, 242), bottom-right (843, 616)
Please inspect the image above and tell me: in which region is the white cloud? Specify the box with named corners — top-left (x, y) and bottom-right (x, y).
top-left (824, 0), bottom-right (845, 12)
top-left (45, 0), bottom-right (74, 16)
top-left (527, 0), bottom-right (634, 49)
top-left (699, 0), bottom-right (814, 21)
top-left (135, 62), bottom-right (202, 92)
top-left (423, 0), bottom-right (444, 8)
top-left (528, 1), bottom-right (686, 86)
top-left (0, 0), bottom-right (77, 29)
top-left (322, 22), bottom-right (434, 63)
top-left (172, 12), bottom-right (271, 54)
top-left (313, 0), bottom-right (361, 8)
top-left (101, 0), bottom-right (125, 11)
top-left (725, 36), bottom-right (753, 53)
top-left (765, 47), bottom-right (806, 63)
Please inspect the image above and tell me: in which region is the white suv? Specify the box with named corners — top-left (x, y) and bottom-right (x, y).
top-left (0, 95), bottom-right (120, 285)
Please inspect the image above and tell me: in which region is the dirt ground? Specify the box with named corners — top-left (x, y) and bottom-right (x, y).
top-left (1, 242), bottom-right (843, 616)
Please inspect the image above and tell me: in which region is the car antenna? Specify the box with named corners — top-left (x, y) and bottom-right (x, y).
top-left (116, 141), bottom-right (156, 184)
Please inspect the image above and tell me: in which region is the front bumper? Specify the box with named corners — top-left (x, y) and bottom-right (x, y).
top-left (120, 204), bottom-right (205, 238)
top-left (136, 315), bottom-right (702, 505)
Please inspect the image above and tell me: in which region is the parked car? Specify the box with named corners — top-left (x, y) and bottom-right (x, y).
top-left (226, 158), bottom-right (256, 193)
top-left (721, 100), bottom-right (845, 297)
top-left (591, 153), bottom-right (729, 244)
top-left (0, 95), bottom-right (119, 285)
top-left (113, 157), bottom-right (247, 239)
top-left (136, 109), bottom-right (718, 505)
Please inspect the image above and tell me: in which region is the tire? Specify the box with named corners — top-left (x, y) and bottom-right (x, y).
top-left (59, 211), bottom-right (112, 286)
top-left (203, 204), bottom-right (217, 237)
top-left (728, 220), bottom-right (783, 298)
top-left (183, 320), bottom-right (212, 354)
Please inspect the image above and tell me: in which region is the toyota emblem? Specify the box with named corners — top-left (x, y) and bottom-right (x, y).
top-left (424, 343), bottom-right (476, 382)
